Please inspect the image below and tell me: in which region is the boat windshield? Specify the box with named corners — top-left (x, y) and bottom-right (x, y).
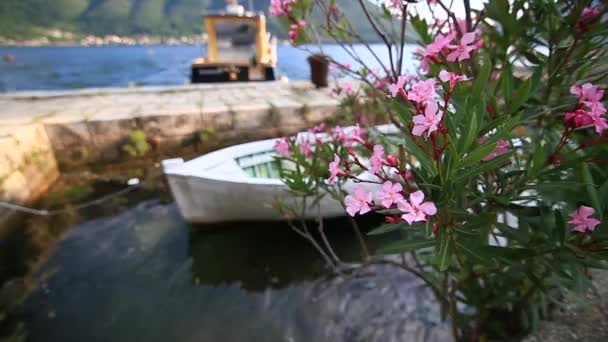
top-left (215, 21), bottom-right (257, 63)
top-left (236, 151), bottom-right (290, 179)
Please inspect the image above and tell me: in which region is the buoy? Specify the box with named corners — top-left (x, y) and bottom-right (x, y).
top-left (3, 54), bottom-right (15, 63)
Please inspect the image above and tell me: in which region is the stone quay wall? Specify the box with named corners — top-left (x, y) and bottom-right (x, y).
top-left (0, 81), bottom-right (342, 224)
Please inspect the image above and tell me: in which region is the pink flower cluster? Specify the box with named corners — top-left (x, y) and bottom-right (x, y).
top-left (387, 73), bottom-right (468, 139)
top-left (289, 20), bottom-right (307, 42)
top-left (344, 184), bottom-right (437, 225)
top-left (419, 31), bottom-right (483, 72)
top-left (269, 0), bottom-right (296, 17)
top-left (478, 136), bottom-right (510, 161)
top-left (324, 138), bottom-right (437, 225)
top-left (569, 206), bottom-right (601, 233)
top-left (565, 83), bottom-right (607, 134)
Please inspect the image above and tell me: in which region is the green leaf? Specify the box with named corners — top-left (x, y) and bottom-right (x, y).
top-left (459, 106), bottom-right (479, 154)
top-left (554, 209), bottom-right (567, 246)
top-left (455, 152), bottom-right (513, 182)
top-left (368, 222), bottom-right (407, 236)
top-left (477, 245), bottom-right (537, 261)
top-left (507, 67), bottom-right (542, 114)
top-left (581, 163), bottom-right (602, 215)
top-left (436, 230), bottom-right (451, 271)
top-left (472, 54), bottom-right (492, 97)
top-left (459, 143), bottom-right (497, 169)
top-left (501, 63), bottom-right (513, 100)
top-left (526, 142), bottom-right (546, 177)
top-left (600, 179), bottom-right (608, 212)
top-left (403, 134), bottom-right (435, 175)
top-left (378, 238), bottom-right (435, 254)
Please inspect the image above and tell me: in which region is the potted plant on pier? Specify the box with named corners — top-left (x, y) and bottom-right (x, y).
top-left (307, 53), bottom-right (330, 88)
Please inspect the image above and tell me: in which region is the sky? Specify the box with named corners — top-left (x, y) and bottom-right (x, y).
top-left (377, 0), bottom-right (488, 21)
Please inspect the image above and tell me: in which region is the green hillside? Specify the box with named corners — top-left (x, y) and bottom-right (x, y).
top-left (0, 0), bottom-right (415, 42)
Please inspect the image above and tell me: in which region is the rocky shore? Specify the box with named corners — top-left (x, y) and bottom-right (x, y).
top-left (0, 29), bottom-right (207, 47)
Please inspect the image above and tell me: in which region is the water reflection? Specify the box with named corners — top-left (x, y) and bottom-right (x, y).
top-left (24, 201), bottom-right (450, 342)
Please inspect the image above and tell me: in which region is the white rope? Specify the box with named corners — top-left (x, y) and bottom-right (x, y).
top-left (0, 174), bottom-right (162, 217)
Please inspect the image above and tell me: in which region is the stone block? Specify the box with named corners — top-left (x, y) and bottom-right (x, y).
top-left (220, 128), bottom-right (281, 146)
top-left (266, 98), bottom-right (307, 128)
top-left (231, 103), bottom-right (273, 131)
top-left (44, 122), bottom-right (93, 150)
top-left (87, 118), bottom-right (138, 161)
top-left (0, 171), bottom-right (30, 203)
top-left (0, 135), bottom-right (20, 177)
top-left (201, 108), bottom-right (233, 132)
top-left (139, 113), bottom-right (203, 138)
top-left (303, 103), bottom-right (339, 124)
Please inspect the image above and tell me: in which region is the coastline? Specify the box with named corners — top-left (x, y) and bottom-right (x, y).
top-left (0, 32), bottom-right (209, 47)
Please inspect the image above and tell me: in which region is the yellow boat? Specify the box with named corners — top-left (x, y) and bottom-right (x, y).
top-left (191, 1), bottom-right (277, 83)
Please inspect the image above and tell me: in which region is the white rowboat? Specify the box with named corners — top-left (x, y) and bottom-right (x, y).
top-left (163, 124), bottom-right (398, 224)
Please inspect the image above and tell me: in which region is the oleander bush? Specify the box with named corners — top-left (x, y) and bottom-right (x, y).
top-left (271, 0), bottom-right (608, 340)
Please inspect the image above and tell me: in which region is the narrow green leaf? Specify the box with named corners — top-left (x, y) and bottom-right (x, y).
top-left (378, 238), bottom-right (435, 254)
top-left (459, 143), bottom-right (497, 169)
top-left (436, 230), bottom-right (451, 271)
top-left (403, 134), bottom-right (435, 175)
top-left (554, 209), bottom-right (567, 246)
top-left (459, 107), bottom-right (479, 154)
top-left (455, 152), bottom-right (513, 182)
top-left (368, 222), bottom-right (407, 236)
top-left (526, 142), bottom-right (546, 177)
top-left (581, 163), bottom-right (602, 215)
top-left (472, 54), bottom-right (492, 96)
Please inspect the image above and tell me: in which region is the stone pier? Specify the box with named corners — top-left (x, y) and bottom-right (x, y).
top-left (0, 81), bottom-right (342, 224)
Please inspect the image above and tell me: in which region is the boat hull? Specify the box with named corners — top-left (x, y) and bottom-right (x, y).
top-left (163, 124), bottom-right (398, 224)
top-left (165, 172), bottom-right (345, 224)
top-left (191, 65), bottom-right (275, 83)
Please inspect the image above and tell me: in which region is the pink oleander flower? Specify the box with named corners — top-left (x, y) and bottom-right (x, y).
top-left (565, 109), bottom-right (595, 127)
top-left (309, 123), bottom-right (326, 134)
top-left (581, 6), bottom-right (602, 21)
top-left (269, 0), bottom-right (295, 17)
top-left (569, 206), bottom-right (601, 233)
top-left (447, 32), bottom-right (481, 62)
top-left (327, 154), bottom-right (342, 184)
top-left (590, 112), bottom-right (608, 134)
top-left (343, 82), bottom-right (356, 96)
top-left (331, 126), bottom-right (348, 142)
top-left (439, 70), bottom-right (468, 91)
top-left (412, 101), bottom-right (442, 137)
top-left (407, 79), bottom-right (437, 104)
top-left (345, 124), bottom-right (366, 147)
top-left (370, 144), bottom-right (386, 174)
top-left (420, 32), bottom-right (456, 72)
top-left (288, 20), bottom-right (306, 42)
top-left (389, 0), bottom-right (401, 10)
top-left (274, 138), bottom-right (291, 157)
top-left (570, 83), bottom-right (604, 103)
top-left (345, 185), bottom-right (373, 216)
top-left (570, 83), bottom-right (606, 115)
top-left (565, 109), bottom-right (608, 134)
top-left (388, 75), bottom-right (407, 97)
top-left (479, 137), bottom-right (510, 161)
top-left (588, 101), bottom-right (607, 116)
top-left (298, 141), bottom-right (313, 158)
top-left (397, 190), bottom-right (437, 224)
top-left (378, 181), bottom-right (404, 208)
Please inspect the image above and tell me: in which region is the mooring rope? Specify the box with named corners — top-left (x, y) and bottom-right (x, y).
top-left (0, 174), bottom-right (162, 217)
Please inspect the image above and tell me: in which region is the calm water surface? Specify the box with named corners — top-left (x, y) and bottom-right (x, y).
top-left (0, 44), bottom-right (417, 92)
top-left (1, 43), bottom-right (441, 341)
top-left (23, 201), bottom-right (449, 342)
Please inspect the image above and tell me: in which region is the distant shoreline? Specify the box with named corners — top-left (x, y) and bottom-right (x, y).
top-left (0, 34), bottom-right (209, 47)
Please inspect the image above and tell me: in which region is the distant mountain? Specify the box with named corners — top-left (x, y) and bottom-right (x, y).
top-left (0, 0), bottom-right (416, 42)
